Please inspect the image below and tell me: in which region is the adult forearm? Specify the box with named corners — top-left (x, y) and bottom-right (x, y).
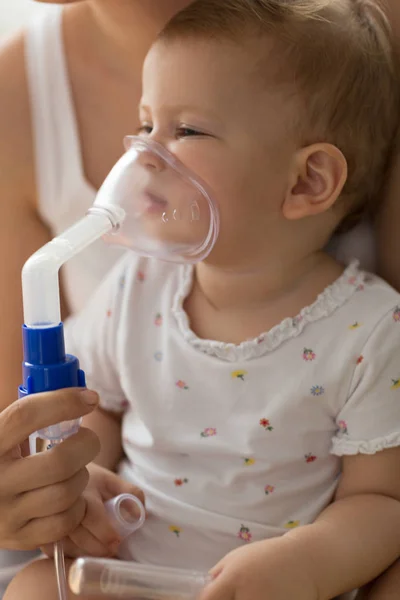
top-left (286, 494), bottom-right (400, 599)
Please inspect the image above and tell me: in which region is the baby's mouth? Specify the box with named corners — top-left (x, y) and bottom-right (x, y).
top-left (141, 191), bottom-right (168, 214)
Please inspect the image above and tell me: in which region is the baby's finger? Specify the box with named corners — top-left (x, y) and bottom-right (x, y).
top-left (68, 524), bottom-right (113, 558)
top-left (101, 469), bottom-right (145, 506)
top-left (82, 496), bottom-right (121, 549)
top-left (199, 572), bottom-right (234, 600)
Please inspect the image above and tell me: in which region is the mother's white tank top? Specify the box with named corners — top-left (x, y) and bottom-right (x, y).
top-left (24, 5), bottom-right (125, 314)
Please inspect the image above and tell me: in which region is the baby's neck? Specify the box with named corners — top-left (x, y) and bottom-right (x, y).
top-left (195, 252), bottom-right (341, 310)
top-left (184, 252), bottom-right (344, 344)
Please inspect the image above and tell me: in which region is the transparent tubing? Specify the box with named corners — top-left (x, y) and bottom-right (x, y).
top-left (54, 541), bottom-right (67, 600)
top-left (21, 209), bottom-right (123, 327)
top-left (50, 439), bottom-right (69, 600)
top-left (69, 558), bottom-right (211, 599)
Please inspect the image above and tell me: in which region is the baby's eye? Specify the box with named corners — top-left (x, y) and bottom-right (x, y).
top-left (176, 126), bottom-right (205, 138)
top-left (137, 124), bottom-right (153, 136)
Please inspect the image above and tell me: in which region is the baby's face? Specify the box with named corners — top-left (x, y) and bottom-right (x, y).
top-left (141, 37), bottom-right (299, 268)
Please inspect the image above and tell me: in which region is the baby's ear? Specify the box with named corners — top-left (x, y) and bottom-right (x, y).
top-left (282, 143), bottom-right (347, 220)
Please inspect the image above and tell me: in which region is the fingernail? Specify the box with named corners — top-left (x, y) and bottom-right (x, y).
top-left (80, 389), bottom-right (99, 405)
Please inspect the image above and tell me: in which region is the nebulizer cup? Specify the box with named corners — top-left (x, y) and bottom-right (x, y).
top-left (19, 136), bottom-right (219, 600)
top-left (69, 558), bottom-right (211, 599)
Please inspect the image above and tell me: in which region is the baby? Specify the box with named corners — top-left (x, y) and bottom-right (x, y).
top-left (6, 0), bottom-right (400, 599)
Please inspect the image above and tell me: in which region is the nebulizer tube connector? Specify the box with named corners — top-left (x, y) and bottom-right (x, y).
top-left (22, 208), bottom-right (123, 328)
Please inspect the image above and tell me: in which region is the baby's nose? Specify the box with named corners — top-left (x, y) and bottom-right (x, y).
top-left (138, 150), bottom-right (165, 172)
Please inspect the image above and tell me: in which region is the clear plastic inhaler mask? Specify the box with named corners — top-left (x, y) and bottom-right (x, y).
top-left (21, 136), bottom-right (219, 328)
top-left (90, 136), bottom-right (219, 262)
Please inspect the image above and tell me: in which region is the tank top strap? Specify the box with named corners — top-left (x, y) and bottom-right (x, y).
top-left (24, 5), bottom-right (86, 226)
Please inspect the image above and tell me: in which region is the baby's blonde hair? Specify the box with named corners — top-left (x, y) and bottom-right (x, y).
top-left (160, 0), bottom-right (400, 229)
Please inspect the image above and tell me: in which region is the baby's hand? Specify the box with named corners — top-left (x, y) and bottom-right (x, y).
top-left (201, 536), bottom-right (319, 600)
top-left (42, 463), bottom-right (144, 558)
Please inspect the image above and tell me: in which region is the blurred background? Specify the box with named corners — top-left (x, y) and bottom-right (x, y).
top-left (0, 0), bottom-right (47, 38)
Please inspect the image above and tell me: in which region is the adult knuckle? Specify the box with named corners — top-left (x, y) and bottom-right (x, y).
top-left (80, 428), bottom-right (101, 459)
top-left (75, 467), bottom-right (90, 492)
top-left (3, 402), bottom-right (27, 436)
top-left (0, 518), bottom-right (10, 540)
top-left (4, 504), bottom-right (22, 533)
top-left (15, 536), bottom-right (38, 551)
top-left (53, 469), bottom-right (88, 510)
top-left (1, 493), bottom-right (26, 529)
top-left (0, 464), bottom-right (18, 498)
top-left (4, 522), bottom-right (36, 550)
top-left (49, 484), bottom-right (76, 513)
top-left (46, 446), bottom-right (75, 480)
top-left (53, 512), bottom-right (78, 540)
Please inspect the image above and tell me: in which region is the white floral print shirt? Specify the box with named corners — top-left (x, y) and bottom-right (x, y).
top-left (65, 254), bottom-right (400, 571)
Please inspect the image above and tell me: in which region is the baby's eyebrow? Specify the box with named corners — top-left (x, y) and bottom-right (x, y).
top-left (139, 102), bottom-right (223, 125)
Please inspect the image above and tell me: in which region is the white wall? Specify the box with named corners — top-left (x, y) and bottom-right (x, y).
top-left (0, 0), bottom-right (47, 38)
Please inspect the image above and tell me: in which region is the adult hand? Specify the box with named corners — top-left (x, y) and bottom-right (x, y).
top-left (42, 463), bottom-right (145, 559)
top-left (0, 388), bottom-right (100, 550)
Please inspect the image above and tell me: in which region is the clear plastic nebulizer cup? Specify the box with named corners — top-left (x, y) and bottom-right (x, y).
top-left (69, 558), bottom-right (211, 599)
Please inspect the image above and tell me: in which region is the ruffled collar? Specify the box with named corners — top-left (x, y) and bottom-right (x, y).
top-left (172, 260), bottom-right (365, 362)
